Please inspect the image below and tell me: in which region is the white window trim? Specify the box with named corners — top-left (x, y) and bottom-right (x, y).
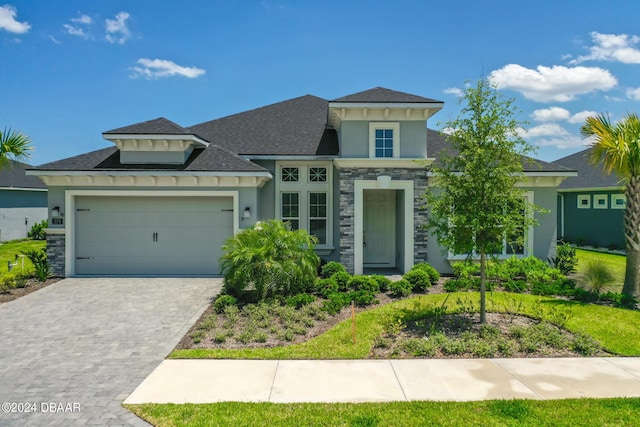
top-left (448, 191), bottom-right (535, 260)
top-left (612, 193), bottom-right (626, 210)
top-left (275, 161), bottom-right (333, 251)
top-left (369, 122), bottom-right (400, 159)
top-left (594, 194), bottom-right (608, 209)
top-left (577, 194), bottom-right (591, 209)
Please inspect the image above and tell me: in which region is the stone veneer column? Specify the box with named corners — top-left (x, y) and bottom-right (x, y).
top-left (46, 233), bottom-right (65, 277)
top-left (338, 167), bottom-right (429, 274)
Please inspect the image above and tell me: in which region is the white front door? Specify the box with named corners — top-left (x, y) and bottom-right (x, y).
top-left (363, 190), bottom-right (396, 267)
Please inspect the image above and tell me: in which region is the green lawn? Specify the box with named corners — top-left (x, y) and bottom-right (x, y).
top-left (575, 248), bottom-right (626, 293)
top-left (126, 398), bottom-right (640, 427)
top-left (171, 292), bottom-right (640, 359)
top-left (0, 239), bottom-right (45, 279)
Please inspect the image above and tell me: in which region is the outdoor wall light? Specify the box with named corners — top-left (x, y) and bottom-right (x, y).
top-left (377, 175), bottom-right (392, 189)
top-left (51, 206), bottom-right (63, 217)
top-left (243, 206), bottom-right (251, 219)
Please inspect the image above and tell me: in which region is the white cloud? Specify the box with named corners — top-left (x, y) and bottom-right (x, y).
top-left (105, 11), bottom-right (130, 44)
top-left (534, 136), bottom-right (586, 149)
top-left (63, 23), bottom-right (86, 38)
top-left (129, 58), bottom-right (206, 80)
top-left (71, 14), bottom-right (92, 25)
top-left (530, 107), bottom-right (570, 122)
top-left (489, 64), bottom-right (617, 102)
top-left (444, 87), bottom-right (464, 97)
top-left (627, 87), bottom-right (640, 100)
top-left (0, 5), bottom-right (30, 34)
top-left (568, 110), bottom-right (598, 124)
top-left (572, 32), bottom-right (640, 64)
top-left (523, 123), bottom-right (570, 138)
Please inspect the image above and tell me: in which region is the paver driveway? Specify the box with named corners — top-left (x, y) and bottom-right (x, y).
top-left (0, 278), bottom-right (220, 426)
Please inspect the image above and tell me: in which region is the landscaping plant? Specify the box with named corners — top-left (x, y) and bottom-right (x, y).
top-left (219, 220), bottom-right (320, 301)
top-left (27, 220), bottom-right (48, 241)
top-left (22, 248), bottom-right (50, 282)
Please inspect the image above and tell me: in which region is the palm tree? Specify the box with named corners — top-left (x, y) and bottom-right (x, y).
top-left (0, 127), bottom-right (32, 169)
top-left (581, 113), bottom-right (640, 299)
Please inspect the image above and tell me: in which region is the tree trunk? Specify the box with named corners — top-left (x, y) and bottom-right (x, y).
top-left (479, 251), bottom-right (486, 323)
top-left (623, 177), bottom-right (640, 299)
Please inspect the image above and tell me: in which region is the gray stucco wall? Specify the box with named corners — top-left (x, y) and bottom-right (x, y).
top-left (339, 121), bottom-right (427, 158)
top-left (426, 186), bottom-right (559, 274)
top-left (254, 160), bottom-right (276, 221)
top-left (0, 189), bottom-right (47, 241)
top-left (559, 191), bottom-right (625, 248)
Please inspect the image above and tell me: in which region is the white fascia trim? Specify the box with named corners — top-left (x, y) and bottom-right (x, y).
top-left (334, 158), bottom-right (432, 169)
top-left (329, 102), bottom-right (444, 110)
top-left (28, 170), bottom-right (271, 177)
top-left (0, 186), bottom-right (47, 192)
top-left (354, 180), bottom-right (414, 275)
top-left (243, 155), bottom-right (339, 160)
top-left (63, 189), bottom-right (240, 277)
top-left (559, 186), bottom-right (624, 193)
top-left (104, 133), bottom-right (209, 146)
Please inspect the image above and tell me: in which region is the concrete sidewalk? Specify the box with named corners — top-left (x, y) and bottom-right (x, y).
top-left (124, 357), bottom-right (640, 404)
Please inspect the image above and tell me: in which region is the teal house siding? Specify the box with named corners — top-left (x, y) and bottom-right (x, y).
top-left (560, 191), bottom-right (625, 248)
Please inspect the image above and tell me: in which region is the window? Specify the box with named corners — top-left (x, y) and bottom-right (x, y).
top-left (577, 195), bottom-right (590, 209)
top-left (309, 167), bottom-right (327, 182)
top-left (276, 162), bottom-right (332, 250)
top-left (281, 192), bottom-right (299, 230)
top-left (612, 194), bottom-right (626, 209)
top-left (281, 167), bottom-right (299, 182)
top-left (594, 194), bottom-right (608, 209)
top-left (369, 122), bottom-right (399, 158)
top-left (375, 129), bottom-right (394, 158)
top-left (309, 192), bottom-right (327, 244)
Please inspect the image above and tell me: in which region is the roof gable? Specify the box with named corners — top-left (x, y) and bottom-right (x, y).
top-left (0, 160), bottom-right (46, 189)
top-left (103, 117), bottom-right (192, 135)
top-left (553, 148), bottom-right (622, 189)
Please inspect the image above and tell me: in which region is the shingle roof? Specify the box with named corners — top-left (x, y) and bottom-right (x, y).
top-left (426, 129), bottom-right (575, 173)
top-left (553, 147), bottom-right (623, 189)
top-left (332, 87), bottom-right (443, 104)
top-left (103, 117), bottom-right (193, 135)
top-left (0, 160), bottom-right (46, 189)
top-left (34, 146), bottom-right (267, 173)
top-left (189, 95), bottom-right (339, 156)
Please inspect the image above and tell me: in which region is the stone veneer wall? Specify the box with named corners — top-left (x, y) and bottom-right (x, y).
top-left (338, 168), bottom-right (429, 273)
top-left (47, 233), bottom-right (65, 277)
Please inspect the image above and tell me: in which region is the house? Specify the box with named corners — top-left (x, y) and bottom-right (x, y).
top-left (553, 147), bottom-right (625, 249)
top-left (28, 87), bottom-right (575, 277)
top-left (0, 160), bottom-right (47, 242)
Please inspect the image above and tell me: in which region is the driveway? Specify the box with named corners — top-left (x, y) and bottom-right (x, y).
top-left (0, 278), bottom-right (220, 426)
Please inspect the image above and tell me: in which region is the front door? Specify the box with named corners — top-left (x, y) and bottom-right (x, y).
top-left (363, 190), bottom-right (396, 267)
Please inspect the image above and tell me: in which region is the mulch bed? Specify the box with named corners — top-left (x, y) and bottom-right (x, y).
top-left (0, 277), bottom-right (62, 304)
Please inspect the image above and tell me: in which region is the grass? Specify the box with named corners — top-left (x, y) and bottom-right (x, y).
top-left (575, 248), bottom-right (625, 292)
top-left (126, 398), bottom-right (640, 427)
top-left (170, 292), bottom-right (640, 359)
top-left (0, 239), bottom-right (45, 280)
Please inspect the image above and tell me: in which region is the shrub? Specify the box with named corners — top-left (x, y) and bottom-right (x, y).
top-left (320, 261), bottom-right (347, 278)
top-left (314, 277), bottom-right (338, 298)
top-left (321, 292), bottom-right (351, 315)
top-left (530, 278), bottom-right (575, 296)
top-left (350, 290), bottom-right (379, 307)
top-left (220, 220), bottom-right (320, 301)
top-left (27, 220), bottom-right (48, 240)
top-left (443, 277), bottom-right (479, 292)
top-left (388, 279), bottom-right (412, 298)
top-left (347, 275), bottom-right (380, 293)
top-left (214, 294), bottom-right (238, 314)
top-left (502, 279), bottom-right (528, 293)
top-left (452, 261), bottom-right (479, 279)
top-left (22, 248), bottom-right (50, 282)
top-left (331, 271), bottom-right (351, 292)
top-left (403, 269), bottom-right (431, 293)
top-left (551, 243), bottom-right (578, 275)
top-left (286, 293), bottom-right (316, 309)
top-left (411, 263), bottom-right (440, 285)
top-left (576, 260), bottom-right (616, 294)
top-left (370, 275), bottom-right (391, 292)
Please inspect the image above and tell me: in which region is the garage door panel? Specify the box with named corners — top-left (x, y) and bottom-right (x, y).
top-left (75, 196), bottom-right (234, 275)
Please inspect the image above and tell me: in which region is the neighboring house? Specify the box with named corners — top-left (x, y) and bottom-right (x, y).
top-left (553, 147), bottom-right (625, 249)
top-left (28, 87), bottom-right (575, 277)
top-left (0, 160), bottom-right (47, 242)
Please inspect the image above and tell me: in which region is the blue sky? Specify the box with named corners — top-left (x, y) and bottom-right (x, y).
top-left (1, 0), bottom-right (639, 165)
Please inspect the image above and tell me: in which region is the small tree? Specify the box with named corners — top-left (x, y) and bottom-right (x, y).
top-left (426, 79), bottom-right (541, 322)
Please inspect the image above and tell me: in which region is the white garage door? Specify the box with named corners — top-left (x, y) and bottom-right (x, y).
top-left (74, 196), bottom-right (234, 275)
